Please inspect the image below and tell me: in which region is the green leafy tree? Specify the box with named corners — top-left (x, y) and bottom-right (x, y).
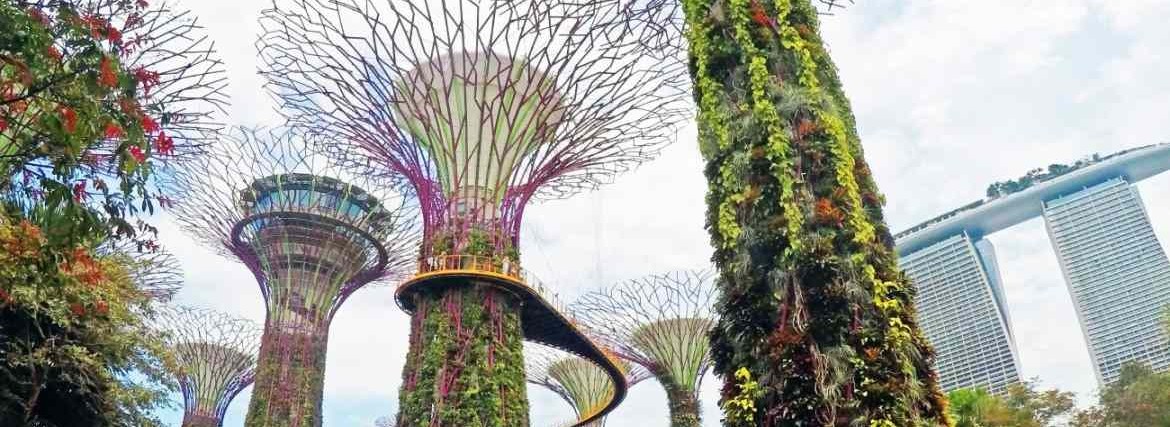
top-left (0, 209), bottom-right (173, 426)
top-left (1, 0), bottom-right (225, 245)
top-left (673, 0), bottom-right (950, 424)
top-left (1074, 363), bottom-right (1170, 427)
top-left (947, 382), bottom-right (1075, 427)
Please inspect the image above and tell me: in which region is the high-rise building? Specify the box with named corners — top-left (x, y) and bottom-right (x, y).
top-left (901, 233), bottom-right (1021, 393)
top-left (894, 143), bottom-right (1170, 391)
top-left (1043, 177), bottom-right (1170, 384)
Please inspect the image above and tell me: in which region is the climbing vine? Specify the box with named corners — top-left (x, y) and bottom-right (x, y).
top-left (683, 0), bottom-right (951, 425)
top-left (396, 284), bottom-right (528, 427)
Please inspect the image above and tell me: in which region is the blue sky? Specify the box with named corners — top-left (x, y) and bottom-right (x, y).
top-left (154, 0), bottom-right (1170, 425)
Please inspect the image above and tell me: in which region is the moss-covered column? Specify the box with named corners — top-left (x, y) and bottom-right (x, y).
top-left (682, 0), bottom-right (951, 425)
top-left (661, 379), bottom-right (701, 427)
top-left (182, 413), bottom-right (222, 427)
top-left (245, 324), bottom-right (329, 426)
top-left (396, 283), bottom-right (529, 426)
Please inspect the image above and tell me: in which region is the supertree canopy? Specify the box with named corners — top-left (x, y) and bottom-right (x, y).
top-left (94, 239), bottom-right (183, 302)
top-left (157, 306), bottom-right (261, 427)
top-left (573, 270), bottom-right (717, 427)
top-left (526, 344), bottom-right (650, 427)
top-left (257, 0), bottom-right (689, 425)
top-left (168, 128), bottom-right (417, 426)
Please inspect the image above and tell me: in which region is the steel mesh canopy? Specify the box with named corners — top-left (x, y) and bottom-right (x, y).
top-left (157, 306), bottom-right (261, 424)
top-left (93, 239), bottom-right (183, 302)
top-left (526, 343), bottom-right (648, 426)
top-left (168, 127), bottom-right (419, 328)
top-left (115, 0), bottom-right (229, 157)
top-left (257, 0), bottom-right (692, 258)
top-left (572, 269), bottom-right (717, 394)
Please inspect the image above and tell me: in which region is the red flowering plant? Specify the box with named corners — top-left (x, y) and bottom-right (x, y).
top-left (0, 1), bottom-right (226, 246)
top-left (0, 209), bottom-right (173, 425)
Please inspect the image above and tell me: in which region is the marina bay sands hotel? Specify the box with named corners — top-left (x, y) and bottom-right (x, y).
top-left (896, 143), bottom-right (1170, 392)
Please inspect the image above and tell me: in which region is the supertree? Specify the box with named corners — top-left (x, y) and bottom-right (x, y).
top-left (610, 0), bottom-right (952, 425)
top-left (572, 269), bottom-right (716, 427)
top-left (168, 128), bottom-right (418, 426)
top-left (526, 344), bottom-right (650, 427)
top-left (256, 0), bottom-right (691, 424)
top-left (94, 239), bottom-right (183, 302)
top-left (157, 306), bottom-right (262, 427)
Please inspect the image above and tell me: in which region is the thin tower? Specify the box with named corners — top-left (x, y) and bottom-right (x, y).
top-left (526, 344), bottom-right (650, 427)
top-left (257, 0), bottom-right (690, 424)
top-left (573, 270), bottom-right (717, 427)
top-left (169, 128), bottom-right (417, 426)
top-left (158, 306), bottom-right (261, 427)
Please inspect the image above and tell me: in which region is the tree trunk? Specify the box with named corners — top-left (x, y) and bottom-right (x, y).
top-left (395, 283), bottom-right (529, 427)
top-left (682, 0), bottom-right (951, 425)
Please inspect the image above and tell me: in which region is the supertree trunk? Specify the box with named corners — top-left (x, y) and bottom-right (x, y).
top-left (680, 0), bottom-right (951, 425)
top-left (397, 283), bottom-right (528, 426)
top-left (661, 378), bottom-right (701, 427)
top-left (246, 324), bottom-right (330, 426)
top-left (182, 414), bottom-right (222, 427)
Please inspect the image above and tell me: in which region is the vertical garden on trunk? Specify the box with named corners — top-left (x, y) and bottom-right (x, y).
top-left (678, 0), bottom-right (952, 425)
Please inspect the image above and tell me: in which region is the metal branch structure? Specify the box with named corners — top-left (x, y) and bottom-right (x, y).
top-left (526, 344), bottom-right (650, 427)
top-left (114, 0), bottom-right (229, 158)
top-left (5, 0), bottom-right (228, 183)
top-left (572, 270), bottom-right (717, 427)
top-left (93, 239), bottom-right (183, 302)
top-left (168, 127), bottom-right (418, 426)
top-left (257, 1), bottom-right (690, 425)
top-left (157, 306), bottom-right (261, 427)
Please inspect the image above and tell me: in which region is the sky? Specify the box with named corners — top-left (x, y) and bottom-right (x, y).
top-left (153, 0), bottom-right (1170, 425)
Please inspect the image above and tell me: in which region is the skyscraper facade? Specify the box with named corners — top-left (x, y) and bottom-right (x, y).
top-left (1043, 177), bottom-right (1170, 384)
top-left (901, 233), bottom-right (1022, 393)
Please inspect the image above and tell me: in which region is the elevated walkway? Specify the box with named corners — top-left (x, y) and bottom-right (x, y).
top-left (396, 255), bottom-right (628, 426)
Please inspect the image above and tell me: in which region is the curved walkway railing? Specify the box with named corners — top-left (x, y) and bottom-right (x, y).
top-left (397, 255), bottom-right (629, 426)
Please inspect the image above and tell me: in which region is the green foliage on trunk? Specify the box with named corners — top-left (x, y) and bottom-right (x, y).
top-left (681, 0), bottom-right (951, 424)
top-left (245, 328), bottom-right (329, 427)
top-left (396, 283), bottom-right (528, 426)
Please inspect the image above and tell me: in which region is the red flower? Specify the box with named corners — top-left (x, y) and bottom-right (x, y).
top-left (83, 15), bottom-right (106, 39)
top-left (0, 118), bottom-right (7, 132)
top-left (137, 0), bottom-right (150, 8)
top-left (0, 288), bottom-right (10, 304)
top-left (141, 115), bottom-right (159, 133)
top-left (70, 303), bottom-right (86, 317)
top-left (104, 122), bottom-right (123, 139)
top-left (95, 300), bottom-right (109, 316)
top-left (105, 25), bottom-right (122, 46)
top-left (72, 180), bottom-right (87, 202)
top-left (27, 8), bottom-right (49, 26)
top-left (129, 145), bottom-right (146, 163)
top-left (154, 131), bottom-right (173, 155)
top-left (46, 45), bottom-right (62, 62)
top-left (750, 0), bottom-right (774, 29)
top-left (99, 57), bottom-right (119, 88)
top-left (132, 67), bottom-right (160, 94)
top-left (60, 107), bottom-right (77, 132)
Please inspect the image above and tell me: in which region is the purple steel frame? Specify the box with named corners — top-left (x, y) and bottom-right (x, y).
top-left (157, 306), bottom-right (261, 427)
top-left (526, 343), bottom-right (650, 427)
top-left (257, 0), bottom-right (691, 260)
top-left (168, 127), bottom-right (418, 426)
top-left (94, 238), bottom-right (183, 302)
